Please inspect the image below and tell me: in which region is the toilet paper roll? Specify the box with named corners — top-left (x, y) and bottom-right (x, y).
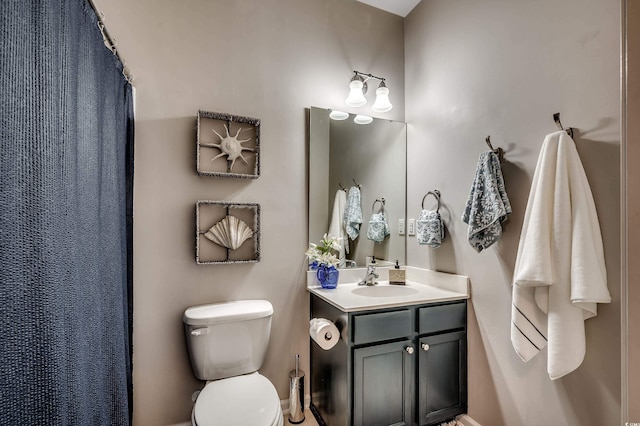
top-left (309, 318), bottom-right (339, 350)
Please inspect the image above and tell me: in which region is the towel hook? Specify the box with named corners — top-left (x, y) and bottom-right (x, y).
top-left (421, 190), bottom-right (441, 212)
top-left (485, 136), bottom-right (505, 163)
top-left (372, 198), bottom-right (385, 213)
top-left (553, 113), bottom-right (574, 138)
top-left (338, 182), bottom-right (346, 191)
top-left (353, 178), bottom-right (361, 189)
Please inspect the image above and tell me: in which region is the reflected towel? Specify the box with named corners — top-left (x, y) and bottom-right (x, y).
top-left (367, 212), bottom-right (390, 243)
top-left (328, 190), bottom-right (348, 265)
top-left (416, 209), bottom-right (444, 248)
top-left (343, 186), bottom-right (362, 240)
top-left (511, 131), bottom-right (611, 379)
top-left (462, 151), bottom-right (512, 252)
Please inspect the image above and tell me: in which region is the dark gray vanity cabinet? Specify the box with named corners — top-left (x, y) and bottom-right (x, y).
top-left (353, 339), bottom-right (414, 426)
top-left (418, 331), bottom-right (467, 425)
top-left (310, 294), bottom-right (468, 426)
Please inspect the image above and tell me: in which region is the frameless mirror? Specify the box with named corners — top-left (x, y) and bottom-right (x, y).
top-left (308, 106), bottom-right (407, 268)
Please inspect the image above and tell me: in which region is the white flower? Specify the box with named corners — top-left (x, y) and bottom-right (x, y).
top-left (306, 234), bottom-right (340, 267)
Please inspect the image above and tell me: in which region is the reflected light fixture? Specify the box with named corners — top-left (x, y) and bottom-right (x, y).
top-left (329, 110), bottom-right (349, 120)
top-left (345, 70), bottom-right (393, 113)
top-left (354, 114), bottom-right (373, 125)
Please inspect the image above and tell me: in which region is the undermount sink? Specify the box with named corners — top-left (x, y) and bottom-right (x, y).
top-left (351, 285), bottom-right (419, 298)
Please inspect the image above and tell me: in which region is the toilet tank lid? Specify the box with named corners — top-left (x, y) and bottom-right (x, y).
top-left (183, 300), bottom-right (273, 326)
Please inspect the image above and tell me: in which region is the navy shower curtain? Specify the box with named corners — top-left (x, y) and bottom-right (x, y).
top-left (0, 1), bottom-right (133, 424)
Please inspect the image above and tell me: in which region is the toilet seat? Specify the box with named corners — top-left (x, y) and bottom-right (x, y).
top-left (193, 373), bottom-right (283, 426)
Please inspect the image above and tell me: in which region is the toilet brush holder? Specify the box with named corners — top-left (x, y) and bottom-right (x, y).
top-left (288, 355), bottom-right (305, 424)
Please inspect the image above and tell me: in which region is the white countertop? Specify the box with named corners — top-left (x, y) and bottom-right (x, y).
top-left (307, 266), bottom-right (469, 312)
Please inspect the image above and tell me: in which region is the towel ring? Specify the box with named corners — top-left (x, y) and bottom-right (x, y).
top-left (372, 198), bottom-right (385, 213)
top-left (421, 190), bottom-right (441, 212)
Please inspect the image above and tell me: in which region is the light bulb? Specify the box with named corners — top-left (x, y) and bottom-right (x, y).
top-left (371, 81), bottom-right (393, 113)
top-left (354, 115), bottom-right (373, 125)
top-left (345, 76), bottom-right (367, 107)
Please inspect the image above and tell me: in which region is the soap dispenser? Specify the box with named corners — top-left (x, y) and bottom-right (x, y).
top-left (389, 260), bottom-right (406, 285)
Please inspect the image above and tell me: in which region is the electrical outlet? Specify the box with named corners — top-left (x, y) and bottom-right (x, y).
top-left (408, 219), bottom-right (415, 236)
top-left (398, 219), bottom-right (405, 235)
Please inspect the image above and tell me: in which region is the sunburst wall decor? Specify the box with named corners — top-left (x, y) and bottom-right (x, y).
top-left (197, 111), bottom-right (260, 178)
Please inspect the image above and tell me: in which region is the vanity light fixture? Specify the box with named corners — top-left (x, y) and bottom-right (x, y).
top-left (345, 71), bottom-right (393, 113)
top-left (345, 74), bottom-right (367, 107)
top-left (371, 80), bottom-right (393, 113)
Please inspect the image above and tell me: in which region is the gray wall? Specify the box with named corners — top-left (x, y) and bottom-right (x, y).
top-left (405, 1), bottom-right (621, 425)
top-left (93, 0), bottom-right (405, 424)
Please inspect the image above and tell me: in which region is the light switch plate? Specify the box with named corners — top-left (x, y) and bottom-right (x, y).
top-left (408, 218), bottom-right (415, 236)
top-left (398, 219), bottom-right (405, 235)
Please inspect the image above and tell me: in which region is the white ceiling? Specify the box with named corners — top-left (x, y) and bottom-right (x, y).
top-left (355, 0), bottom-right (421, 17)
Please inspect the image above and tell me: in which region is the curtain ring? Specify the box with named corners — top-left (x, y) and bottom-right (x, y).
top-left (372, 198), bottom-right (385, 213)
top-left (421, 190), bottom-right (441, 212)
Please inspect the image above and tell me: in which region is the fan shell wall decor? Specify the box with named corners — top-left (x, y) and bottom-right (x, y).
top-left (204, 215), bottom-right (254, 250)
top-left (197, 111), bottom-right (260, 179)
top-left (196, 201), bottom-right (260, 264)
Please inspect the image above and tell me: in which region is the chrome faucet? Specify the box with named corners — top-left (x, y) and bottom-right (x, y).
top-left (359, 264), bottom-right (379, 286)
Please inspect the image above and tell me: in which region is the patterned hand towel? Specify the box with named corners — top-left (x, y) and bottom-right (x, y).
top-left (461, 151), bottom-right (512, 252)
top-left (367, 212), bottom-right (390, 243)
top-left (343, 186), bottom-right (362, 240)
top-left (416, 209), bottom-right (445, 248)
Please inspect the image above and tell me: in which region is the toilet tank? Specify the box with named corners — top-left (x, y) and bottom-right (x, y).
top-left (183, 300), bottom-right (273, 381)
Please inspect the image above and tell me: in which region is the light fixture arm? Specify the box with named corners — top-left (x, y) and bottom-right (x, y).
top-left (353, 70), bottom-right (386, 84)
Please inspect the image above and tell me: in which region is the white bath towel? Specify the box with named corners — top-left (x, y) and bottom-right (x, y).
top-left (327, 189), bottom-right (348, 266)
top-left (511, 131), bottom-right (610, 380)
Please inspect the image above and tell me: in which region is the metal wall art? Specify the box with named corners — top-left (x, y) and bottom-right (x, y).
top-left (196, 200), bottom-right (261, 264)
top-left (197, 110), bottom-right (260, 178)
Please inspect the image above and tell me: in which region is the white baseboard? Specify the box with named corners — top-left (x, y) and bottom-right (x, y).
top-left (456, 414), bottom-right (482, 426)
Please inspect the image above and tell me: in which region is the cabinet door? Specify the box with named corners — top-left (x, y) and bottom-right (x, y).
top-left (417, 331), bottom-right (467, 426)
top-left (353, 340), bottom-right (414, 426)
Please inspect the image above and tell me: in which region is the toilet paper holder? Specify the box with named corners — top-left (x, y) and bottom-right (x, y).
top-left (309, 318), bottom-right (340, 350)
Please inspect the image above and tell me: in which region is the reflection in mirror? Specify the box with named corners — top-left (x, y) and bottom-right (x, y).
top-left (308, 107), bottom-right (407, 269)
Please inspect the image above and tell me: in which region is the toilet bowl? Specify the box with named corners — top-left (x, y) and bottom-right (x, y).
top-left (183, 300), bottom-right (283, 426)
top-left (191, 373), bottom-right (283, 426)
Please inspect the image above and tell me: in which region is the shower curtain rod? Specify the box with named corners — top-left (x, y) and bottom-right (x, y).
top-left (87, 0), bottom-right (134, 83)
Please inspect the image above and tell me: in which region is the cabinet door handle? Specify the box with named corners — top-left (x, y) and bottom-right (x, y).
top-left (421, 343), bottom-right (430, 351)
top-left (405, 346), bottom-right (414, 354)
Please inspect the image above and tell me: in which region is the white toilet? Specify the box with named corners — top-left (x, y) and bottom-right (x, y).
top-left (183, 300), bottom-right (284, 426)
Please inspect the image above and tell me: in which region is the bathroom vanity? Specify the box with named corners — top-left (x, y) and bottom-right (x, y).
top-left (308, 267), bottom-right (469, 426)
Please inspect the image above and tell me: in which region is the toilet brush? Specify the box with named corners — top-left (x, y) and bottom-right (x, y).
top-left (288, 354), bottom-right (305, 424)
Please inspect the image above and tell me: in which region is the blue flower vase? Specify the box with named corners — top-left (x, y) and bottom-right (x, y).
top-left (316, 264), bottom-right (339, 289)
